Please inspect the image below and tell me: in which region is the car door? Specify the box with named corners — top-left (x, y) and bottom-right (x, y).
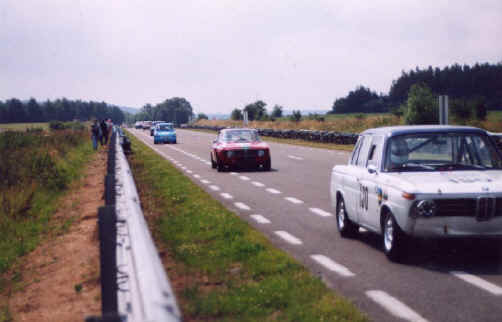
top-left (359, 135), bottom-right (384, 231)
top-left (344, 135), bottom-right (370, 224)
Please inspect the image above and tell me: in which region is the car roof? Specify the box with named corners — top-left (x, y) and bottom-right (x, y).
top-left (360, 125), bottom-right (488, 137)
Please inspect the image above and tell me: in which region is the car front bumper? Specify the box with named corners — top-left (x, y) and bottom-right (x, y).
top-left (154, 135), bottom-right (176, 143)
top-left (407, 216), bottom-right (502, 238)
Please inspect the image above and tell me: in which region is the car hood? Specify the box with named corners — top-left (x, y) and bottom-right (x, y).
top-left (156, 130), bottom-right (175, 135)
top-left (217, 142), bottom-right (269, 150)
top-left (384, 170), bottom-right (502, 194)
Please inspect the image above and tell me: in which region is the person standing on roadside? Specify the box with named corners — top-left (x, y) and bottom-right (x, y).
top-left (106, 118), bottom-right (113, 139)
top-left (100, 119), bottom-right (108, 145)
top-left (91, 120), bottom-right (101, 150)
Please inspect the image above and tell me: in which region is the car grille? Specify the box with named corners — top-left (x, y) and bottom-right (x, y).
top-left (435, 197), bottom-right (502, 221)
top-left (232, 149), bottom-right (258, 159)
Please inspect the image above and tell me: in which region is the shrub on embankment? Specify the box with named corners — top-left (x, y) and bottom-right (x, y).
top-left (0, 126), bottom-right (93, 274)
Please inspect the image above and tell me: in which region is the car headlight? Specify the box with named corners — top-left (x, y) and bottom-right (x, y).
top-left (257, 150), bottom-right (265, 157)
top-left (416, 200), bottom-right (437, 217)
top-left (227, 150), bottom-right (234, 158)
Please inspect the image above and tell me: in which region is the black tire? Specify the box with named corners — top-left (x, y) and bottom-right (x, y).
top-left (382, 212), bottom-right (407, 262)
top-left (336, 197), bottom-right (359, 238)
top-left (211, 153), bottom-right (217, 169)
top-left (263, 159), bottom-right (271, 171)
top-left (216, 158), bottom-right (225, 172)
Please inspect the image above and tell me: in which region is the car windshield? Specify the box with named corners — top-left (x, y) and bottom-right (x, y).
top-left (384, 133), bottom-right (502, 172)
top-left (222, 130), bottom-right (260, 142)
top-left (158, 124), bottom-right (173, 131)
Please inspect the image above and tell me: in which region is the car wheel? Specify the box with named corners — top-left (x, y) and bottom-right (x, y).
top-left (216, 158), bottom-right (225, 172)
top-left (336, 197), bottom-right (358, 238)
top-left (211, 153), bottom-right (217, 169)
top-left (382, 212), bottom-right (407, 262)
top-left (263, 159), bottom-right (271, 171)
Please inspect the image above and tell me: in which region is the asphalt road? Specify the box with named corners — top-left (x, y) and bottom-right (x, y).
top-left (129, 128), bottom-right (502, 322)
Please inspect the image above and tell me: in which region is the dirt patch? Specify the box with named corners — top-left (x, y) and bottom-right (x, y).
top-left (1, 147), bottom-right (108, 321)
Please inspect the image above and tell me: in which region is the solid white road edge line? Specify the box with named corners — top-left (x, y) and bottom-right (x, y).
top-left (309, 208), bottom-right (333, 217)
top-left (288, 155), bottom-right (304, 161)
top-left (239, 176), bottom-right (250, 181)
top-left (274, 231), bottom-right (303, 245)
top-left (234, 202), bottom-right (251, 211)
top-left (266, 188), bottom-right (281, 194)
top-left (285, 197), bottom-right (304, 204)
top-left (451, 271), bottom-right (502, 295)
top-left (310, 255), bottom-right (354, 277)
top-left (366, 290), bottom-right (428, 322)
top-left (252, 181), bottom-right (265, 187)
top-left (250, 215), bottom-right (271, 224)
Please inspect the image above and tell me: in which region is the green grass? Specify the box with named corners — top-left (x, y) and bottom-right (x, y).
top-left (0, 128), bottom-right (94, 280)
top-left (0, 122), bottom-right (49, 131)
top-left (127, 132), bottom-right (367, 321)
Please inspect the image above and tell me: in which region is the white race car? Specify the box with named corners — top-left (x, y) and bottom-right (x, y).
top-left (330, 125), bottom-right (502, 261)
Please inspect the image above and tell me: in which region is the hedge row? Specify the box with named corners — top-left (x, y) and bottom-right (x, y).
top-left (181, 125), bottom-right (358, 145)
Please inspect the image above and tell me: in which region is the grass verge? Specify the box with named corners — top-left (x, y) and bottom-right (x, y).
top-left (0, 129), bottom-right (95, 281)
top-left (127, 133), bottom-right (366, 321)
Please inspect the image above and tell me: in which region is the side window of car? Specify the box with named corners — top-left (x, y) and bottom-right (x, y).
top-left (367, 136), bottom-right (383, 168)
top-left (350, 136), bottom-right (363, 165)
top-left (356, 136), bottom-right (372, 167)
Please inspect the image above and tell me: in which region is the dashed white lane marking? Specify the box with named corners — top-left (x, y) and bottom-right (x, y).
top-left (209, 185), bottom-right (220, 191)
top-left (275, 231), bottom-right (303, 245)
top-left (250, 215), bottom-right (271, 224)
top-left (193, 174), bottom-right (200, 178)
top-left (230, 172), bottom-right (238, 176)
top-left (239, 176), bottom-right (250, 181)
top-left (309, 208), bottom-right (333, 217)
top-left (310, 255), bottom-right (354, 277)
top-left (288, 155), bottom-right (304, 161)
top-left (266, 188), bottom-right (281, 194)
top-left (252, 181), bottom-right (265, 187)
top-left (204, 161), bottom-right (211, 165)
top-left (185, 169), bottom-right (193, 174)
top-left (220, 193), bottom-right (233, 199)
top-left (234, 202), bottom-right (251, 211)
top-left (366, 290), bottom-right (428, 322)
top-left (285, 197), bottom-right (304, 204)
top-left (451, 272), bottom-right (502, 295)
top-left (201, 179), bottom-right (211, 184)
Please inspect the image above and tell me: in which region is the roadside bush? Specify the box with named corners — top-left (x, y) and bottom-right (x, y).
top-left (403, 83), bottom-right (438, 125)
top-left (49, 121), bottom-right (66, 130)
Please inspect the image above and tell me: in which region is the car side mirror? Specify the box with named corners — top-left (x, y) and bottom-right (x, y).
top-left (367, 164), bottom-right (378, 174)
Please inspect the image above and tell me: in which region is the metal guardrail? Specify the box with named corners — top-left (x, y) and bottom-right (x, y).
top-left (114, 129), bottom-right (182, 322)
top-left (88, 129), bottom-right (181, 321)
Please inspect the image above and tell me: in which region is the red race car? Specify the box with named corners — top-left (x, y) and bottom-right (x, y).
top-left (211, 128), bottom-right (271, 172)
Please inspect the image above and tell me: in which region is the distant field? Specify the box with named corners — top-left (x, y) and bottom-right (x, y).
top-left (198, 111), bottom-right (502, 134)
top-left (0, 123), bottom-right (49, 131)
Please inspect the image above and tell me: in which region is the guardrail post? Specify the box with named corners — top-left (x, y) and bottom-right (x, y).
top-left (98, 205), bottom-right (118, 315)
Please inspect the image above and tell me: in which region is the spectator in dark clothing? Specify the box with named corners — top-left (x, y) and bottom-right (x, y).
top-left (91, 120), bottom-right (101, 150)
top-left (100, 120), bottom-right (108, 145)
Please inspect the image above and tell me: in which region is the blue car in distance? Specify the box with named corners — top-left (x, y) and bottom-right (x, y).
top-left (153, 123), bottom-right (177, 144)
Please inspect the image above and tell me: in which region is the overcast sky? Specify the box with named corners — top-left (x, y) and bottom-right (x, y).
top-left (1, 0), bottom-right (501, 114)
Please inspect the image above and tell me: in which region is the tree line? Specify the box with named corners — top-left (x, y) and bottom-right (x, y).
top-left (331, 62), bottom-right (502, 114)
top-left (0, 98), bottom-right (126, 124)
top-left (131, 97), bottom-right (194, 126)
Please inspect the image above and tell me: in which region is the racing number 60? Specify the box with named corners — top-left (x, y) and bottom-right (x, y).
top-left (359, 184), bottom-right (368, 211)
